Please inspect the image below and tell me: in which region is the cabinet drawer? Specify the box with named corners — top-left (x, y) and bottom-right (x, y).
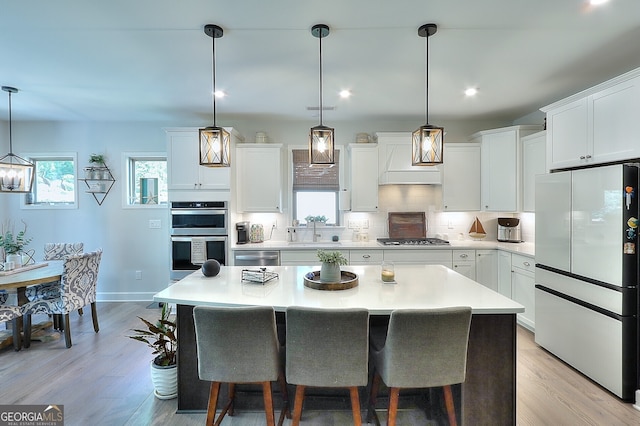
top-left (511, 253), bottom-right (534, 273)
top-left (350, 250), bottom-right (383, 264)
top-left (453, 250), bottom-right (475, 261)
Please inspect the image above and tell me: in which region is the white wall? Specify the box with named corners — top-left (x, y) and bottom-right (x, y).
top-left (0, 115), bottom-right (522, 301)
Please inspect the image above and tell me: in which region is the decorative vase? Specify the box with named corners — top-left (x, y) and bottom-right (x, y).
top-left (320, 262), bottom-right (341, 283)
top-left (6, 253), bottom-right (22, 268)
top-left (150, 361), bottom-right (178, 400)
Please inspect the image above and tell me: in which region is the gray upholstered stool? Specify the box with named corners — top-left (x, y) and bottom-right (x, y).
top-left (368, 307), bottom-right (472, 426)
top-left (286, 306), bottom-right (369, 426)
top-left (193, 305), bottom-right (290, 426)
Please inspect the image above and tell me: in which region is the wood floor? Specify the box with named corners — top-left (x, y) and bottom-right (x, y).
top-left (1, 302), bottom-right (639, 425)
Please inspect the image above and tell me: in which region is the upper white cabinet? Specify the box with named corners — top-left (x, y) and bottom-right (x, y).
top-left (542, 68), bottom-right (640, 170)
top-left (376, 132), bottom-right (442, 185)
top-left (236, 144), bottom-right (283, 213)
top-left (348, 143), bottom-right (378, 212)
top-left (521, 131), bottom-right (546, 212)
top-left (166, 127), bottom-right (242, 191)
top-left (442, 143), bottom-right (480, 211)
top-left (471, 125), bottom-right (541, 212)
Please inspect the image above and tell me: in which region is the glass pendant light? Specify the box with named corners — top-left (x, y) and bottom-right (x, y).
top-left (309, 24), bottom-right (335, 167)
top-left (0, 86), bottom-right (34, 193)
top-left (412, 24), bottom-right (444, 166)
top-left (199, 24), bottom-right (231, 167)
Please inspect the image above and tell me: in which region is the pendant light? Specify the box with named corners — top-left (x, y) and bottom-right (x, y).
top-left (412, 24), bottom-right (444, 166)
top-left (0, 86), bottom-right (34, 193)
top-left (199, 24), bottom-right (231, 167)
top-left (309, 24), bottom-right (335, 167)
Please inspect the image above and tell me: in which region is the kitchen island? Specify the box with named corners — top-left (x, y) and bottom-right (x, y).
top-left (154, 264), bottom-right (523, 424)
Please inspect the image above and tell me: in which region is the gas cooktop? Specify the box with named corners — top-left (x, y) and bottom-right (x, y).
top-left (376, 238), bottom-right (450, 246)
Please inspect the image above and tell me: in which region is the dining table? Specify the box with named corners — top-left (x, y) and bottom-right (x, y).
top-left (0, 261), bottom-right (64, 348)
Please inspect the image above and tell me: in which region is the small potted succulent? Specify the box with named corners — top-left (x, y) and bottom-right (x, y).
top-left (317, 250), bottom-right (348, 282)
top-left (128, 303), bottom-right (178, 399)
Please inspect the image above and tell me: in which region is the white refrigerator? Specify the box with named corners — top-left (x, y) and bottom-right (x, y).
top-left (535, 163), bottom-right (638, 401)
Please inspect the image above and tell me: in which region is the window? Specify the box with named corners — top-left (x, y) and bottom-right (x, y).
top-left (123, 153), bottom-right (167, 207)
top-left (22, 153), bottom-right (78, 209)
top-left (292, 149), bottom-right (340, 225)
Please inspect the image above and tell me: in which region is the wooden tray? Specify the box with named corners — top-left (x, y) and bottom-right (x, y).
top-left (303, 271), bottom-right (358, 291)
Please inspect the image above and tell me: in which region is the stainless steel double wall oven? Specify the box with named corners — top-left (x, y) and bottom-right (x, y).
top-left (170, 201), bottom-right (228, 280)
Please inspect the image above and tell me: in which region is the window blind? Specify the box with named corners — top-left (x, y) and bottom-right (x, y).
top-left (292, 149), bottom-right (340, 191)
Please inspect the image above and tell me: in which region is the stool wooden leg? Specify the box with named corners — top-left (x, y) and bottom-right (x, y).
top-left (292, 385), bottom-right (306, 426)
top-left (443, 385), bottom-right (457, 426)
top-left (387, 387), bottom-right (400, 426)
top-left (261, 381), bottom-right (275, 426)
top-left (206, 382), bottom-right (221, 426)
top-left (349, 386), bottom-right (362, 426)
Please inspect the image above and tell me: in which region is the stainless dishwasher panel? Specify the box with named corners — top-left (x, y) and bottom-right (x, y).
top-left (233, 250), bottom-right (280, 266)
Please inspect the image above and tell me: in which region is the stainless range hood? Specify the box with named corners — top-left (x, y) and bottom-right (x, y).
top-left (376, 132), bottom-right (442, 185)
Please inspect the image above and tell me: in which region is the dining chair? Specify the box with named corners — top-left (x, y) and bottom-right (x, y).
top-left (0, 302), bottom-right (23, 351)
top-left (285, 306), bottom-right (369, 426)
top-left (23, 249), bottom-right (102, 348)
top-left (193, 305), bottom-right (290, 426)
top-left (367, 307), bottom-right (472, 426)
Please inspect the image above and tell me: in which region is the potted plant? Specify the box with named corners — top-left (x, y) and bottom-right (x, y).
top-left (128, 303), bottom-right (178, 399)
top-left (87, 153), bottom-right (107, 179)
top-left (317, 249), bottom-right (348, 282)
top-left (0, 220), bottom-right (32, 267)
top-left (305, 215), bottom-right (328, 226)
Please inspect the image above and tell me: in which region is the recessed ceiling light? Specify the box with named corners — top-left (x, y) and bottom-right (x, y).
top-left (339, 90), bottom-right (351, 98)
top-left (464, 87), bottom-right (478, 97)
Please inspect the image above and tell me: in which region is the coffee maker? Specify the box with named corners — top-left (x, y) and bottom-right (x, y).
top-left (236, 222), bottom-right (250, 244)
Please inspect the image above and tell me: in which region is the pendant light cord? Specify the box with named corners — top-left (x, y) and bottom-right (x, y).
top-left (318, 30), bottom-right (324, 126)
top-left (211, 33), bottom-right (217, 127)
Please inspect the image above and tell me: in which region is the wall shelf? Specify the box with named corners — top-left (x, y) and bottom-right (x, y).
top-left (79, 165), bottom-right (115, 205)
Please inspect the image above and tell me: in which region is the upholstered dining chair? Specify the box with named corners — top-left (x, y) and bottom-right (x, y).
top-left (0, 302), bottom-right (23, 351)
top-left (23, 249), bottom-right (102, 348)
top-left (367, 307), bottom-right (472, 426)
top-left (286, 306), bottom-right (370, 426)
top-left (193, 305), bottom-right (290, 426)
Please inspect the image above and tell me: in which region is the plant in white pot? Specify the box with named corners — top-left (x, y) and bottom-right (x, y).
top-left (317, 250), bottom-right (348, 282)
top-left (128, 303), bottom-right (178, 399)
top-left (0, 220), bottom-right (32, 267)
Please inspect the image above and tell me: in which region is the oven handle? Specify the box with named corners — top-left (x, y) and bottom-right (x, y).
top-left (171, 236), bottom-right (228, 242)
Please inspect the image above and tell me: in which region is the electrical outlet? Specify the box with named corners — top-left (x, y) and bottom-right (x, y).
top-left (148, 219), bottom-right (161, 229)
top-left (135, 270), bottom-right (142, 280)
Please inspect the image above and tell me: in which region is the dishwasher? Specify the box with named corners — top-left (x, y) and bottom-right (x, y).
top-left (233, 250), bottom-right (280, 266)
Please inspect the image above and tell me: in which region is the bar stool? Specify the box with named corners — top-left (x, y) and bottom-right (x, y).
top-left (368, 307), bottom-right (472, 426)
top-left (192, 305), bottom-right (290, 426)
top-left (286, 306), bottom-right (369, 425)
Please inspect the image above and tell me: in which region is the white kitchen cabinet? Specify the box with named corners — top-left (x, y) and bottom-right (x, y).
top-left (452, 250), bottom-right (475, 280)
top-left (442, 143), bottom-right (480, 211)
top-left (348, 144), bottom-right (378, 212)
top-left (383, 249), bottom-right (452, 269)
top-left (475, 249), bottom-right (498, 291)
top-left (511, 253), bottom-right (535, 331)
top-left (236, 144), bottom-right (282, 212)
top-left (376, 132), bottom-right (442, 185)
top-left (471, 125), bottom-right (541, 212)
top-left (521, 131), bottom-right (546, 212)
top-left (166, 127), bottom-right (242, 191)
top-left (497, 251), bottom-right (512, 298)
top-left (280, 249), bottom-right (349, 266)
top-left (543, 69), bottom-right (640, 170)
top-left (350, 249), bottom-right (383, 265)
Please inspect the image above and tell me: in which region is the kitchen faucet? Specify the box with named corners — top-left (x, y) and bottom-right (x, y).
top-left (312, 219), bottom-right (321, 242)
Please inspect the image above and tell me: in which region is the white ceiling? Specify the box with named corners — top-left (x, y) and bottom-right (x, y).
top-left (1, 0), bottom-right (639, 124)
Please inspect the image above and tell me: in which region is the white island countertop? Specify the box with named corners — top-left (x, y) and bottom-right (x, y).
top-left (154, 264), bottom-right (524, 315)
